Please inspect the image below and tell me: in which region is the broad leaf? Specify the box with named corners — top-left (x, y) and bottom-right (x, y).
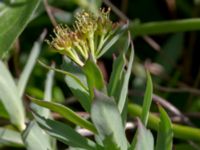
top-left (91, 91), bottom-right (128, 150)
top-left (0, 0), bottom-right (40, 58)
top-left (22, 120), bottom-right (52, 150)
top-left (0, 61), bottom-right (25, 130)
top-left (155, 106), bottom-right (173, 150)
top-left (141, 71), bottom-right (153, 126)
top-left (34, 113), bottom-right (97, 150)
top-left (30, 97), bottom-right (97, 133)
top-left (135, 119), bottom-right (154, 150)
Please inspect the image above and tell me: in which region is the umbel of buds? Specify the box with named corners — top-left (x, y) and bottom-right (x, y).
top-left (47, 8), bottom-right (120, 66)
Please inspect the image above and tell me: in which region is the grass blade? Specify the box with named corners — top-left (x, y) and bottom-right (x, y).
top-left (118, 43), bottom-right (134, 113)
top-left (141, 71), bottom-right (153, 126)
top-left (18, 30), bottom-right (46, 98)
top-left (155, 106), bottom-right (173, 150)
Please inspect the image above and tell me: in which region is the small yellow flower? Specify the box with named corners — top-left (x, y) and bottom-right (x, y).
top-left (47, 7), bottom-right (121, 66)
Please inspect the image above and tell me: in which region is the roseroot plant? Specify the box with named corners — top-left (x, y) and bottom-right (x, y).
top-left (30, 8), bottom-right (173, 150)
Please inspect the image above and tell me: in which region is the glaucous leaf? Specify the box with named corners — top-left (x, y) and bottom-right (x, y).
top-left (22, 120), bottom-right (52, 150)
top-left (135, 119), bottom-right (154, 150)
top-left (0, 127), bottom-right (23, 147)
top-left (82, 60), bottom-right (104, 99)
top-left (30, 97), bottom-right (97, 133)
top-left (91, 90), bottom-right (128, 150)
top-left (0, 61), bottom-right (25, 131)
top-left (34, 113), bottom-right (97, 150)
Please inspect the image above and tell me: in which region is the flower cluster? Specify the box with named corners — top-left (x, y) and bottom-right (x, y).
top-left (47, 8), bottom-right (120, 66)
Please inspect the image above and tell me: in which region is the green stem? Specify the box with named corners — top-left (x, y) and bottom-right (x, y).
top-left (88, 33), bottom-right (96, 63)
top-left (128, 103), bottom-right (200, 141)
top-left (130, 18), bottom-right (200, 37)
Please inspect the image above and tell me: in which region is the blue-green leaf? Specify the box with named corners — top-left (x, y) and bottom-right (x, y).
top-left (30, 96), bottom-right (97, 133)
top-left (135, 119), bottom-right (154, 150)
top-left (65, 75), bottom-right (91, 112)
top-left (22, 120), bottom-right (52, 150)
top-left (82, 60), bottom-right (104, 99)
top-left (0, 127), bottom-right (23, 147)
top-left (91, 90), bottom-right (128, 150)
top-left (62, 57), bottom-right (91, 112)
top-left (0, 61), bottom-right (25, 131)
top-left (34, 113), bottom-right (97, 150)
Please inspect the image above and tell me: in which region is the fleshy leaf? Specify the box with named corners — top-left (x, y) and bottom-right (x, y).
top-left (91, 90), bottom-right (128, 150)
top-left (82, 60), bottom-right (104, 99)
top-left (0, 61), bottom-right (25, 130)
top-left (34, 113), bottom-right (97, 150)
top-left (30, 96), bottom-right (97, 133)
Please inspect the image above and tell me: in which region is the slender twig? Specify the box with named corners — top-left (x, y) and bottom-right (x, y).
top-left (44, 0), bottom-right (57, 27)
top-left (143, 36), bottom-right (160, 52)
top-left (154, 84), bottom-right (200, 96)
top-left (103, 0), bottom-right (129, 21)
top-left (184, 112), bottom-right (200, 119)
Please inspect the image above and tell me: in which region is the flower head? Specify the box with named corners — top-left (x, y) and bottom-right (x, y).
top-left (47, 7), bottom-right (121, 66)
